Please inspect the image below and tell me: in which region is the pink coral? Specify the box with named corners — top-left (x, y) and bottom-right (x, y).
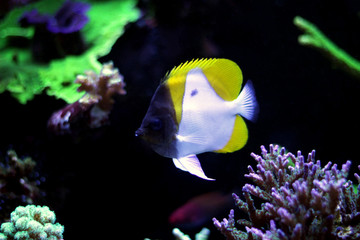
top-left (48, 62), bottom-right (126, 134)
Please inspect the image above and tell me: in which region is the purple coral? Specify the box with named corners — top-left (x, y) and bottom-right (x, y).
top-left (19, 0), bottom-right (90, 62)
top-left (48, 0), bottom-right (90, 34)
top-left (20, 9), bottom-right (50, 25)
top-left (213, 144), bottom-right (360, 240)
top-left (20, 0), bottom-right (90, 34)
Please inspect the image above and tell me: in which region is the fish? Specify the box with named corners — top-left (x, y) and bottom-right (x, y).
top-left (135, 58), bottom-right (258, 180)
top-left (168, 191), bottom-right (234, 229)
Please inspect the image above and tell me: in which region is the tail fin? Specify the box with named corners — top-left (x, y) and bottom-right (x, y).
top-left (235, 80), bottom-right (259, 122)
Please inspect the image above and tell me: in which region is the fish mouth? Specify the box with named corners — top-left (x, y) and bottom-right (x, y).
top-left (135, 128), bottom-right (177, 158)
top-left (135, 128), bottom-right (144, 138)
top-left (135, 127), bottom-right (153, 143)
top-left (135, 127), bottom-right (156, 143)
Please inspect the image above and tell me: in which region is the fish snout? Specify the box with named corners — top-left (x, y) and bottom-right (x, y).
top-left (135, 128), bottom-right (145, 138)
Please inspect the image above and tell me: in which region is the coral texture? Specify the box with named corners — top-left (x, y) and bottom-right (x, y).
top-left (213, 144), bottom-right (360, 240)
top-left (75, 61), bottom-right (126, 111)
top-left (0, 205), bottom-right (64, 240)
top-left (0, 150), bottom-right (42, 221)
top-left (20, 0), bottom-right (90, 34)
top-left (0, 0), bottom-right (139, 103)
top-left (48, 61), bottom-right (126, 134)
top-left (19, 0), bottom-right (90, 63)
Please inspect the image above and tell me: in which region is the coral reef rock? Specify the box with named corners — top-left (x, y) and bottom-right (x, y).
top-left (213, 144), bottom-right (360, 240)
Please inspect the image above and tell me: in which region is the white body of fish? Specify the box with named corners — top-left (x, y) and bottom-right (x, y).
top-left (172, 68), bottom-right (257, 180)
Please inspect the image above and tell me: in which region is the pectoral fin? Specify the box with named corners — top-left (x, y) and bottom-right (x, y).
top-left (172, 155), bottom-right (215, 181)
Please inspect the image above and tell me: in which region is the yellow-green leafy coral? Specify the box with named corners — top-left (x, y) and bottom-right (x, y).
top-left (294, 16), bottom-right (360, 79)
top-left (0, 0), bottom-right (139, 104)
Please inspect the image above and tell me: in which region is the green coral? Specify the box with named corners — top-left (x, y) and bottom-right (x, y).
top-left (0, 205), bottom-right (64, 240)
top-left (0, 0), bottom-right (139, 104)
top-left (145, 228), bottom-right (210, 240)
top-left (172, 228), bottom-right (210, 240)
top-left (294, 16), bottom-right (360, 79)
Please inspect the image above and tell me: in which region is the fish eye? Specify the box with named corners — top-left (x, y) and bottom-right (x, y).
top-left (149, 118), bottom-right (163, 131)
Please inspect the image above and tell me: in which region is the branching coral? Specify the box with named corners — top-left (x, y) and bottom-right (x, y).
top-left (0, 150), bottom-right (42, 221)
top-left (294, 16), bottom-right (360, 79)
top-left (213, 144), bottom-right (360, 240)
top-left (75, 61), bottom-right (126, 112)
top-left (0, 205), bottom-right (64, 240)
top-left (48, 61), bottom-right (126, 134)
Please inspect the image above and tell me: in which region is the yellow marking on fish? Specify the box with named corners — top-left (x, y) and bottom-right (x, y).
top-left (215, 115), bottom-right (248, 153)
top-left (163, 58), bottom-right (243, 125)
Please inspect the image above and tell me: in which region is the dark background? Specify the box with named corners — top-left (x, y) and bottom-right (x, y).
top-left (1, 0), bottom-right (360, 239)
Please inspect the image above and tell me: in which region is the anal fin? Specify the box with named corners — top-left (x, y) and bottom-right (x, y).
top-left (172, 155), bottom-right (215, 181)
top-left (173, 158), bottom-right (187, 171)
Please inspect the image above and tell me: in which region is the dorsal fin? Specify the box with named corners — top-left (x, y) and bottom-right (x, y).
top-left (164, 58), bottom-right (243, 100)
top-left (162, 58), bottom-right (243, 125)
top-left (162, 58), bottom-right (218, 125)
top-left (201, 58), bottom-right (243, 101)
top-left (164, 58), bottom-right (218, 81)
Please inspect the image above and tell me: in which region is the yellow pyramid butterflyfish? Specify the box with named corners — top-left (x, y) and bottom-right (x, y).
top-left (135, 58), bottom-right (259, 180)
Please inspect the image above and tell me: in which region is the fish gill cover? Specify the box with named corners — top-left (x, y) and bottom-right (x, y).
top-left (0, 0), bottom-right (139, 104)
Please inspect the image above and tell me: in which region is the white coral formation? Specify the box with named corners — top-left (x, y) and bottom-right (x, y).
top-left (0, 205), bottom-right (64, 240)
